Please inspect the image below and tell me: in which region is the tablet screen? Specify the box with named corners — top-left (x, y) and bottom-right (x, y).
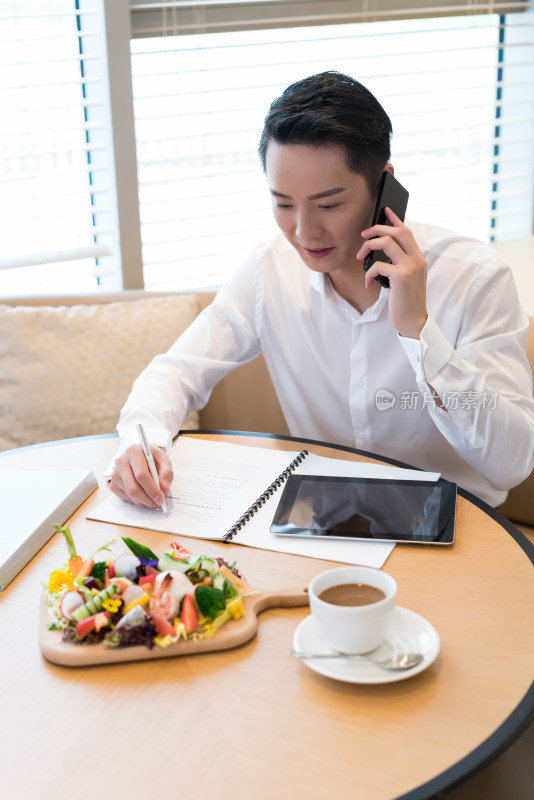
top-left (270, 475), bottom-right (457, 545)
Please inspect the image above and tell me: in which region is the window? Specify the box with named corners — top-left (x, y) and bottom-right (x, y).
top-left (1, 1), bottom-right (533, 296)
top-left (0, 0), bottom-right (117, 296)
top-left (129, 11), bottom-right (534, 291)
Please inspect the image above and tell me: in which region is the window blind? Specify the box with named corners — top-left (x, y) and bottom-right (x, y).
top-left (129, 0), bottom-right (530, 36)
top-left (0, 0), bottom-right (117, 296)
top-left (129, 8), bottom-right (534, 292)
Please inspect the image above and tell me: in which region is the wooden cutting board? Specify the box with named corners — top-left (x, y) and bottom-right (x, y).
top-left (39, 587), bottom-right (309, 667)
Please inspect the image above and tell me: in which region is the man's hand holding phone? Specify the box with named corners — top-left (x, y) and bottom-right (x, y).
top-left (358, 171), bottom-right (428, 340)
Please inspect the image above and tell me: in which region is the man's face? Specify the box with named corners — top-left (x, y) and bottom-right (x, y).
top-left (265, 142), bottom-right (376, 277)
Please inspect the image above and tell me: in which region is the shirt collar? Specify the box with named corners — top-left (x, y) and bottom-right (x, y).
top-left (310, 271), bottom-right (389, 321)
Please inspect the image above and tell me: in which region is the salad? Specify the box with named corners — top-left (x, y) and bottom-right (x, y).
top-left (44, 524), bottom-right (249, 649)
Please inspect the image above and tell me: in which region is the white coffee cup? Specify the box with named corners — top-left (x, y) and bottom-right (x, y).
top-left (308, 566), bottom-right (397, 654)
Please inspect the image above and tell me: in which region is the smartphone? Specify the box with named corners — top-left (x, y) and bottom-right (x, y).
top-left (362, 172), bottom-right (409, 288)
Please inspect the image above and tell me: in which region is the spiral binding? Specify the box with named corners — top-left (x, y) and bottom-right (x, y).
top-left (223, 449), bottom-right (309, 542)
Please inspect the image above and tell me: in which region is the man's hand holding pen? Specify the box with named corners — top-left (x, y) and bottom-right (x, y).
top-left (110, 434), bottom-right (174, 510)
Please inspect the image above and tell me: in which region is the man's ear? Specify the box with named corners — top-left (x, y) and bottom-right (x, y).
top-left (372, 163), bottom-right (394, 194)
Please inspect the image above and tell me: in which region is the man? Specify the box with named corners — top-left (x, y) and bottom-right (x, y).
top-left (111, 71), bottom-right (534, 509)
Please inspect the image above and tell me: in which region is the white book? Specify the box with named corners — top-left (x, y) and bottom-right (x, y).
top-left (88, 438), bottom-right (440, 569)
top-left (0, 469), bottom-right (98, 590)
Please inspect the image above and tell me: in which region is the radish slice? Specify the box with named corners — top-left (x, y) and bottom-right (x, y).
top-left (60, 591), bottom-right (85, 621)
top-left (112, 554), bottom-right (141, 581)
top-left (122, 584), bottom-right (145, 606)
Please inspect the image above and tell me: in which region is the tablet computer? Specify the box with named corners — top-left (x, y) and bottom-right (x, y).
top-left (270, 475), bottom-right (457, 545)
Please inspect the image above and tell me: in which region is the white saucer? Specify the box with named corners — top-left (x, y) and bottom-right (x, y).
top-left (293, 607), bottom-right (440, 684)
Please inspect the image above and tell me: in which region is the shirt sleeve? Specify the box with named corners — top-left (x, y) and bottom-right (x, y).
top-left (116, 254), bottom-right (262, 454)
top-left (397, 266), bottom-right (534, 492)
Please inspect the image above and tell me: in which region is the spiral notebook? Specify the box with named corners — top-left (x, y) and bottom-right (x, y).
top-left (88, 437), bottom-right (440, 569)
top-left (221, 448), bottom-right (309, 541)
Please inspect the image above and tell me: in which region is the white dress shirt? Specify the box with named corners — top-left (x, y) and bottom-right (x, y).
top-left (118, 220), bottom-right (534, 507)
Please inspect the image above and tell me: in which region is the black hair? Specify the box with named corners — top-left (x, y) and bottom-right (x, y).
top-left (258, 71), bottom-right (392, 193)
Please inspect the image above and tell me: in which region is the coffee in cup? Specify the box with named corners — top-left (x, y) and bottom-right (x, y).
top-left (309, 566), bottom-right (397, 654)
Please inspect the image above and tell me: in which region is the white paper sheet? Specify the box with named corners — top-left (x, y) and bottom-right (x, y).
top-left (88, 438), bottom-right (440, 569)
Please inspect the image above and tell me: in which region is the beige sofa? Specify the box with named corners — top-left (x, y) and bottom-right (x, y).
top-left (1, 291), bottom-right (532, 539)
top-left (0, 290), bottom-right (289, 440)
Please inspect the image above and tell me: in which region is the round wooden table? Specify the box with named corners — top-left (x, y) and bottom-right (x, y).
top-left (1, 431), bottom-right (533, 800)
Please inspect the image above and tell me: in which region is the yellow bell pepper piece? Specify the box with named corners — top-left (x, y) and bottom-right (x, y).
top-left (123, 592), bottom-right (151, 614)
top-left (226, 597), bottom-right (245, 620)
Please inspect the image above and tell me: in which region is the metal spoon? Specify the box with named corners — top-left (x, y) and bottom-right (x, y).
top-left (288, 649), bottom-right (424, 671)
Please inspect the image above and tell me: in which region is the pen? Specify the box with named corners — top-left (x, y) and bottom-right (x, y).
top-left (137, 423), bottom-right (168, 513)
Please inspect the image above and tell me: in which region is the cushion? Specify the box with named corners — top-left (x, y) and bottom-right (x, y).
top-left (0, 294), bottom-right (201, 451)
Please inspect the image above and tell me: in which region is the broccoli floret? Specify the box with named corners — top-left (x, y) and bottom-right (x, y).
top-left (90, 561), bottom-right (108, 585)
top-left (195, 585), bottom-right (225, 618)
